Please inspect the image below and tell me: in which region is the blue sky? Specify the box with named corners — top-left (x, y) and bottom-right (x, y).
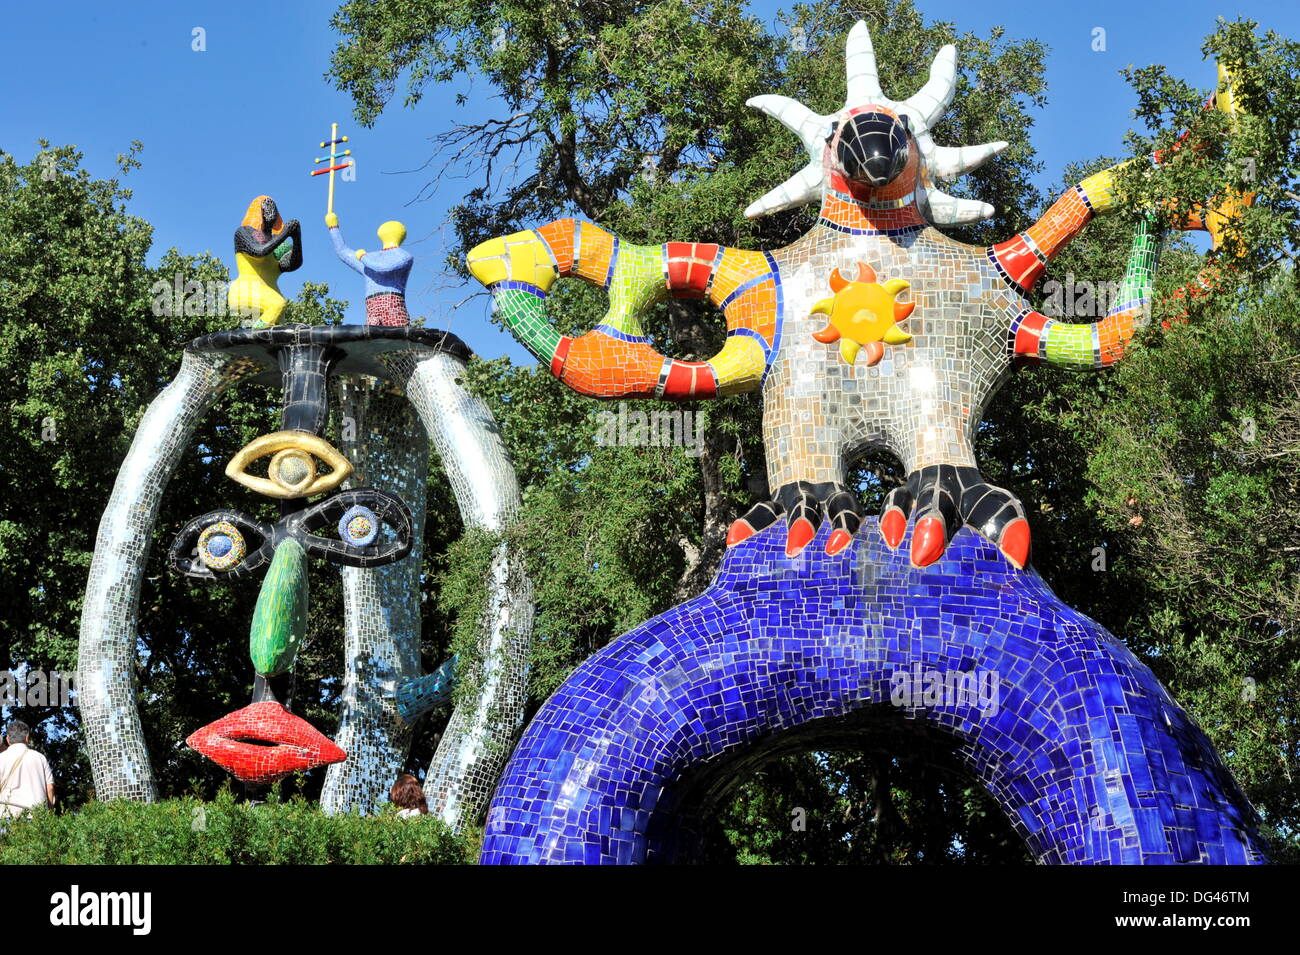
top-left (2, 0), bottom-right (1296, 363)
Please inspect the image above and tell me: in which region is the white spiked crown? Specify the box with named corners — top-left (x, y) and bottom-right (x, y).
top-left (745, 21), bottom-right (1008, 225)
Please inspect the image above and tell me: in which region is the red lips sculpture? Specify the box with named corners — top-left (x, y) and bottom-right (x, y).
top-left (186, 701), bottom-right (346, 783)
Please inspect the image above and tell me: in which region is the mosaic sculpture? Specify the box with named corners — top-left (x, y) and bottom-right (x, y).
top-left (228, 195), bottom-right (302, 326)
top-left (327, 217), bottom-right (415, 326)
top-left (317, 123), bottom-right (415, 328)
top-left (78, 169), bottom-right (534, 826)
top-left (471, 24), bottom-right (1269, 863)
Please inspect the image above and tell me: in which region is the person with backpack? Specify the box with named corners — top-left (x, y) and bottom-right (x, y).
top-left (0, 721), bottom-right (55, 818)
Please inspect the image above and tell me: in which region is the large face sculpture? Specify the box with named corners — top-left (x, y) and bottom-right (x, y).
top-left (81, 316), bottom-right (533, 823)
top-left (169, 328), bottom-right (415, 784)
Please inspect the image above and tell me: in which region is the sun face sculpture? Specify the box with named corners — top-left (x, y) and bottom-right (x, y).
top-left (463, 18), bottom-right (1266, 869)
top-left (741, 30), bottom-right (1007, 225)
top-left (467, 21), bottom-right (1244, 569)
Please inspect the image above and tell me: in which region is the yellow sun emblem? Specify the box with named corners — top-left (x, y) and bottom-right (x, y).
top-left (810, 262), bottom-right (915, 365)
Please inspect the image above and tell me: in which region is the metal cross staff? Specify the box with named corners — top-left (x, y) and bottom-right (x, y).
top-left (312, 122), bottom-right (355, 215)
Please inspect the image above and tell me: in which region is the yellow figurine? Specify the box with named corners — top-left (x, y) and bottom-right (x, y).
top-left (810, 262), bottom-right (914, 365)
top-left (228, 196), bottom-right (303, 326)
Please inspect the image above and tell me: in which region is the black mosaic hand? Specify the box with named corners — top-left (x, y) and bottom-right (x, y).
top-left (727, 480), bottom-right (864, 557)
top-left (880, 465), bottom-right (1030, 568)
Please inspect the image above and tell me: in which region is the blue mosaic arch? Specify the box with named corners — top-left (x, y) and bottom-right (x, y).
top-left (481, 521), bottom-right (1269, 864)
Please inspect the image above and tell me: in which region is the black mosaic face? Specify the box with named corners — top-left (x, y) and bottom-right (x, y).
top-left (168, 487), bottom-right (414, 579)
top-left (170, 327), bottom-right (470, 585)
top-left (836, 111), bottom-right (911, 187)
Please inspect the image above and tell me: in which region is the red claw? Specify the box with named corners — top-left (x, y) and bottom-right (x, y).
top-left (785, 518), bottom-right (816, 556)
top-left (998, 518), bottom-right (1031, 569)
top-left (726, 519), bottom-right (756, 548)
top-left (880, 508), bottom-right (907, 549)
top-left (826, 529), bottom-right (853, 555)
top-left (910, 517), bottom-right (947, 568)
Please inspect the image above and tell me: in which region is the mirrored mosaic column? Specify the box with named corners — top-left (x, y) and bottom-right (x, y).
top-left (320, 377), bottom-right (429, 814)
top-left (386, 349), bottom-right (535, 830)
top-left (78, 350), bottom-right (256, 800)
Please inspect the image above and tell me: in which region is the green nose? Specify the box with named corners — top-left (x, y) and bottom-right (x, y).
top-left (249, 538), bottom-right (308, 677)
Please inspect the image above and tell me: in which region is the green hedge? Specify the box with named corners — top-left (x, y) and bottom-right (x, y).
top-left (0, 789), bottom-right (478, 865)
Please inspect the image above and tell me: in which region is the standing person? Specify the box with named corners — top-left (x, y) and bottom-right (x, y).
top-left (0, 721), bottom-right (55, 818)
top-left (389, 773), bottom-right (428, 818)
top-left (325, 212), bottom-right (413, 326)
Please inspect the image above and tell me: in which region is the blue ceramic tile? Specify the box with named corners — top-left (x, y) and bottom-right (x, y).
top-left (481, 521), bottom-right (1268, 864)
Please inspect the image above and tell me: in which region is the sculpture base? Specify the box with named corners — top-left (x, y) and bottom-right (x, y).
top-left (482, 520), bottom-right (1268, 864)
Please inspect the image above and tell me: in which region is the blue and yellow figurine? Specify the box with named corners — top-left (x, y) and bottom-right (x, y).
top-left (325, 212), bottom-right (413, 326)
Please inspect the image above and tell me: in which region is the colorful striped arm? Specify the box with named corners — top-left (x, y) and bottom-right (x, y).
top-left (988, 165), bottom-right (1122, 293)
top-left (467, 219), bottom-right (780, 400)
top-left (1008, 216), bottom-right (1161, 370)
